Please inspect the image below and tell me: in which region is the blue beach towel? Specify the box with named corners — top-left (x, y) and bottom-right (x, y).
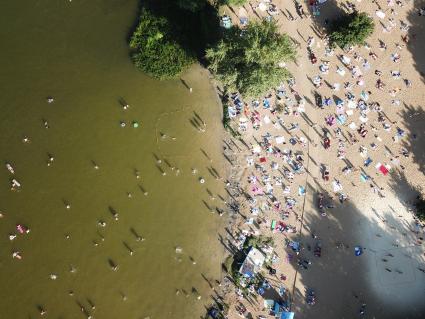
top-left (354, 246), bottom-right (363, 256)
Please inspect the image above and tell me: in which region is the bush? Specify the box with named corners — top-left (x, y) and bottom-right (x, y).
top-left (416, 197), bottom-right (425, 222)
top-left (206, 20), bottom-right (296, 98)
top-left (177, 0), bottom-right (205, 12)
top-left (219, 0), bottom-right (248, 5)
top-left (243, 235), bottom-right (274, 250)
top-left (329, 12), bottom-right (374, 48)
top-left (129, 8), bottom-right (194, 79)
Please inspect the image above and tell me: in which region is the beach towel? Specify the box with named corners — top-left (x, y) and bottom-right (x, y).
top-left (336, 105), bottom-right (345, 115)
top-left (258, 2), bottom-right (268, 11)
top-left (265, 183), bottom-right (273, 193)
top-left (252, 186), bottom-right (263, 195)
top-left (376, 10), bottom-right (385, 19)
top-left (337, 114), bottom-right (347, 125)
top-left (333, 180), bottom-right (343, 192)
top-left (376, 163), bottom-right (390, 175)
top-left (354, 246), bottom-right (363, 256)
top-left (289, 241), bottom-right (300, 252)
top-left (364, 157), bottom-right (373, 167)
top-left (360, 173), bottom-right (370, 182)
top-left (360, 91), bottom-right (369, 101)
top-left (228, 106), bottom-right (237, 118)
top-left (359, 115), bottom-right (368, 123)
top-left (348, 100), bottom-right (356, 109)
top-left (275, 136), bottom-right (285, 144)
top-left (240, 17), bottom-right (248, 26)
top-left (246, 218), bottom-right (254, 225)
top-left (253, 145), bottom-right (261, 153)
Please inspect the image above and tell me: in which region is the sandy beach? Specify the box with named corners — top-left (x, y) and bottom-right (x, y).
top-left (215, 0), bottom-right (425, 318)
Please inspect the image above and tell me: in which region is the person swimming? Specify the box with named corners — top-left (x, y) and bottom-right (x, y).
top-left (12, 251), bottom-right (22, 259)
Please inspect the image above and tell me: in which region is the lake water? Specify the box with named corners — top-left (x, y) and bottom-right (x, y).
top-left (0, 1), bottom-right (226, 318)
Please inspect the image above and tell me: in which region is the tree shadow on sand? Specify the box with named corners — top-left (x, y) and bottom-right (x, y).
top-left (307, 0), bottom-right (348, 37)
top-left (288, 184), bottom-right (425, 318)
top-left (406, 1), bottom-right (425, 82)
top-left (398, 104), bottom-right (425, 173)
top-left (388, 169), bottom-right (423, 205)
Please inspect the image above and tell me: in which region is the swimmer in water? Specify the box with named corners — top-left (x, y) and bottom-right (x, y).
top-left (39, 306), bottom-right (47, 316)
top-left (135, 170), bottom-right (140, 179)
top-left (92, 161), bottom-right (99, 169)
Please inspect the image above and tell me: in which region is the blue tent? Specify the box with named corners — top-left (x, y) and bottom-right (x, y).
top-left (281, 312), bottom-right (295, 319)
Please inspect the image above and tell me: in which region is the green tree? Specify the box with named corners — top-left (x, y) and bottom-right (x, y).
top-left (220, 0), bottom-right (248, 5)
top-left (416, 197), bottom-right (425, 222)
top-left (177, 0), bottom-right (206, 12)
top-left (129, 8), bottom-right (194, 80)
top-left (330, 12), bottom-right (374, 48)
top-left (206, 20), bottom-right (295, 98)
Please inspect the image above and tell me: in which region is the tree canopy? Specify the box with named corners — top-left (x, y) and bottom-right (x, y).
top-left (177, 0), bottom-right (205, 12)
top-left (129, 8), bottom-right (194, 80)
top-left (206, 20), bottom-right (296, 98)
top-left (219, 0), bottom-right (248, 5)
top-left (329, 12), bottom-right (374, 48)
top-left (416, 196), bottom-right (425, 222)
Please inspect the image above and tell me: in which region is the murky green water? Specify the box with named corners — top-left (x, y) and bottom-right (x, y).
top-left (0, 1), bottom-right (225, 318)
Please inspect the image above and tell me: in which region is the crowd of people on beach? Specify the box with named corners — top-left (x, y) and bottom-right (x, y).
top-left (219, 0), bottom-right (425, 318)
